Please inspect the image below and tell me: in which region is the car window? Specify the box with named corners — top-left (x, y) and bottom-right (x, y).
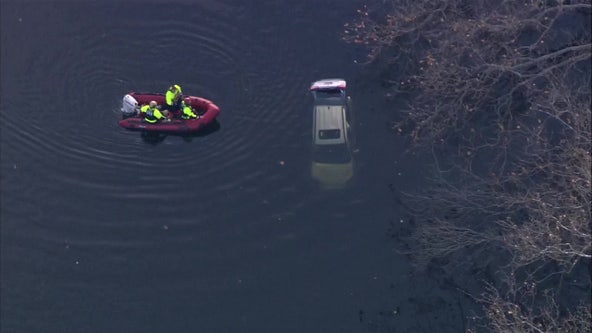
top-left (314, 89), bottom-right (343, 99)
top-left (318, 129), bottom-right (341, 139)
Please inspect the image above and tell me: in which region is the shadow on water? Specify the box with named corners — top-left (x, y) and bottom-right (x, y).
top-left (139, 120), bottom-right (221, 145)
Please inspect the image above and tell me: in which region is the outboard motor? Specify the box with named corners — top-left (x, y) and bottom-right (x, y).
top-left (121, 94), bottom-right (139, 118)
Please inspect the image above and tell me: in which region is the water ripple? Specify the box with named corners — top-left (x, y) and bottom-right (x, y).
top-left (3, 1), bottom-right (338, 249)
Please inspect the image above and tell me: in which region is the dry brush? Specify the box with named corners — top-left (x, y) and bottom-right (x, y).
top-left (344, 0), bottom-right (591, 331)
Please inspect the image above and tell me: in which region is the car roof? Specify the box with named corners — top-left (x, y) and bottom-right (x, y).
top-left (314, 105), bottom-right (346, 145)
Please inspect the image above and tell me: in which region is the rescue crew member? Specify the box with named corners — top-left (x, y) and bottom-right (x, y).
top-left (181, 100), bottom-right (198, 119)
top-left (165, 84), bottom-right (183, 115)
top-left (141, 100), bottom-right (170, 123)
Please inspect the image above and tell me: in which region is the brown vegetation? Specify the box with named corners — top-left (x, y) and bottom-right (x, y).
top-left (344, 0), bottom-right (591, 331)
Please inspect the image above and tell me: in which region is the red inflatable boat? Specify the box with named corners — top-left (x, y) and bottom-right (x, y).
top-left (118, 92), bottom-right (220, 134)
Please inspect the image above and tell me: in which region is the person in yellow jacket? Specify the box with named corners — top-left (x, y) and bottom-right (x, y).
top-left (181, 100), bottom-right (198, 119)
top-left (141, 101), bottom-right (170, 123)
top-left (165, 84), bottom-right (183, 115)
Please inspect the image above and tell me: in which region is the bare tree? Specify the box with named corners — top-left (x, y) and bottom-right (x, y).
top-left (468, 278), bottom-right (592, 333)
top-left (344, 0), bottom-right (591, 331)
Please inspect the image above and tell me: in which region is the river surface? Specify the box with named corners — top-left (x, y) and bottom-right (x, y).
top-left (1, 1), bottom-right (468, 332)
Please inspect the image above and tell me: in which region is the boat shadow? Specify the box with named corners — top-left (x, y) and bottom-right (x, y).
top-left (140, 120), bottom-right (221, 145)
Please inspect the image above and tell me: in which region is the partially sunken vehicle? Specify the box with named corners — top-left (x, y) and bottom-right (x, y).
top-left (309, 78), bottom-right (355, 189)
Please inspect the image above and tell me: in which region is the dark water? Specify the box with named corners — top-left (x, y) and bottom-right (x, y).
top-left (1, 1), bottom-right (466, 332)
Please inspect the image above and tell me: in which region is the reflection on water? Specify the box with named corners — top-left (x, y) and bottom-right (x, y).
top-left (309, 79), bottom-right (356, 190)
top-left (140, 120), bottom-right (221, 145)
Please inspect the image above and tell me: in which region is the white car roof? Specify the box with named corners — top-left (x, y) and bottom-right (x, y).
top-left (314, 105), bottom-right (346, 145)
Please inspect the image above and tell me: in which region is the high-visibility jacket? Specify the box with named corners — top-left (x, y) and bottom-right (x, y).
top-left (141, 105), bottom-right (165, 123)
top-left (165, 84), bottom-right (182, 107)
top-left (182, 104), bottom-right (197, 119)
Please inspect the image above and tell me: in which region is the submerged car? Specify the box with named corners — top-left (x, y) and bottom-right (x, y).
top-left (309, 78), bottom-right (355, 189)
